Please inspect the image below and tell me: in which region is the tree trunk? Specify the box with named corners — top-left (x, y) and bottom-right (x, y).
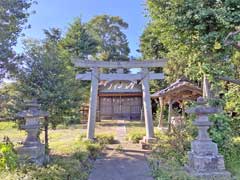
top-left (44, 117), bottom-right (49, 154)
top-left (216, 76), bottom-right (240, 85)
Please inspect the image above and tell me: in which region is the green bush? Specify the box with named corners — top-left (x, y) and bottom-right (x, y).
top-left (0, 155), bottom-right (91, 180)
top-left (149, 157), bottom-right (195, 180)
top-left (0, 137), bottom-right (18, 171)
top-left (84, 141), bottom-right (102, 159)
top-left (154, 120), bottom-right (193, 165)
top-left (127, 131), bottom-right (145, 143)
top-left (95, 134), bottom-right (115, 145)
top-left (209, 113), bottom-right (234, 158)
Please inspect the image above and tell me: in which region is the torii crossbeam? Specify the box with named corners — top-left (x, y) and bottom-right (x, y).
top-left (73, 59), bottom-right (167, 142)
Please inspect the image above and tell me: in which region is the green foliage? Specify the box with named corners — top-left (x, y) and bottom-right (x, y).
top-left (225, 84), bottom-right (240, 114)
top-left (143, 0), bottom-right (240, 82)
top-left (0, 83), bottom-right (23, 120)
top-left (208, 97), bottom-right (225, 108)
top-left (209, 113), bottom-right (235, 158)
top-left (149, 158), bottom-right (195, 180)
top-left (127, 131), bottom-right (145, 143)
top-left (140, 23), bottom-right (168, 59)
top-left (87, 15), bottom-right (130, 61)
top-left (17, 29), bottom-right (83, 127)
top-left (95, 134), bottom-right (115, 145)
top-left (154, 128), bottom-right (192, 165)
top-left (61, 18), bottom-right (98, 58)
top-left (0, 122), bottom-right (17, 130)
top-left (0, 0), bottom-right (33, 80)
top-left (0, 133), bottom-right (104, 179)
top-left (84, 141), bottom-right (102, 160)
top-left (0, 155), bottom-right (91, 180)
top-left (0, 137), bottom-right (18, 171)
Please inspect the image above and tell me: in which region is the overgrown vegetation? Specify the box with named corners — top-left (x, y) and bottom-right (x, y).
top-left (147, 113), bottom-right (240, 179)
top-left (0, 122), bottom-right (116, 179)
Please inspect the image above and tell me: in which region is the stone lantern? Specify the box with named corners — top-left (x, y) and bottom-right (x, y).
top-left (185, 97), bottom-right (231, 179)
top-left (17, 99), bottom-right (48, 165)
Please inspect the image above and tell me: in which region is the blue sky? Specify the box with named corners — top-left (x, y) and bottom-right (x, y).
top-left (16, 0), bottom-right (149, 57)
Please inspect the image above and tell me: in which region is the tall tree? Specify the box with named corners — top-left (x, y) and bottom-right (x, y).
top-left (0, 0), bottom-right (33, 80)
top-left (61, 18), bottom-right (98, 59)
top-left (17, 28), bottom-right (84, 127)
top-left (87, 15), bottom-right (130, 61)
top-left (140, 23), bottom-right (167, 60)
top-left (142, 0), bottom-right (240, 83)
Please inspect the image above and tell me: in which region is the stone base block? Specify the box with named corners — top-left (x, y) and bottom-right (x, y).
top-left (188, 152), bottom-right (226, 172)
top-left (191, 140), bottom-right (218, 156)
top-left (142, 136), bottom-right (157, 144)
top-left (17, 144), bottom-right (46, 166)
top-left (185, 165), bottom-right (231, 180)
top-left (140, 136), bottom-right (156, 150)
top-left (185, 151), bottom-right (231, 179)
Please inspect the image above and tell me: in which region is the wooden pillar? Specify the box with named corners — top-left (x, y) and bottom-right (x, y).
top-left (158, 97), bottom-right (164, 128)
top-left (181, 100), bottom-right (185, 117)
top-left (168, 99), bottom-right (172, 132)
top-left (203, 74), bottom-right (211, 99)
top-left (142, 68), bottom-right (154, 139)
top-left (87, 67), bottom-right (99, 140)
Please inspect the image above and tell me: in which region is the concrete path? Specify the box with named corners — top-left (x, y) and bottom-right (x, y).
top-left (88, 120), bottom-right (154, 180)
top-left (116, 120), bottom-right (127, 142)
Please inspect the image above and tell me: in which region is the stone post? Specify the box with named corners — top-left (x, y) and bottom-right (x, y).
top-left (17, 99), bottom-right (48, 165)
top-left (87, 67), bottom-right (99, 139)
top-left (185, 97), bottom-right (231, 179)
top-left (141, 68), bottom-right (154, 143)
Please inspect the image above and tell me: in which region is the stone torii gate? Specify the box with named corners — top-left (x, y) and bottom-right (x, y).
top-left (73, 59), bottom-right (166, 142)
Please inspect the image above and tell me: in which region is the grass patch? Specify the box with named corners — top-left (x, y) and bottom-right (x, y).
top-left (0, 121), bottom-right (17, 130)
top-left (125, 120), bottom-right (145, 143)
top-left (127, 131), bottom-right (145, 143)
top-left (149, 157), bottom-right (196, 180)
top-left (0, 122), bottom-right (118, 179)
top-left (95, 133), bottom-right (116, 145)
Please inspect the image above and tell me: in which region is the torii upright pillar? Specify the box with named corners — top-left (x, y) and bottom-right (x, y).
top-left (87, 67), bottom-right (99, 139)
top-left (142, 68), bottom-right (154, 141)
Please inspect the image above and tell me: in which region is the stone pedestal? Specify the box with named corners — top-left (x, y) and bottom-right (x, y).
top-left (140, 136), bottom-right (156, 150)
top-left (17, 144), bottom-right (45, 165)
top-left (17, 99), bottom-right (48, 166)
top-left (185, 97), bottom-right (231, 179)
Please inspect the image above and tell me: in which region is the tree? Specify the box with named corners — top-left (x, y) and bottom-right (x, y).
top-left (61, 18), bottom-right (98, 59)
top-left (140, 23), bottom-right (167, 60)
top-left (0, 0), bottom-right (33, 80)
top-left (87, 15), bottom-right (130, 61)
top-left (17, 28), bottom-right (84, 127)
top-left (143, 0), bottom-right (240, 83)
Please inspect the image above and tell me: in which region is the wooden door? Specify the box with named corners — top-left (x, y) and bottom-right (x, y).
top-left (112, 97), bottom-right (121, 118)
top-left (100, 97), bottom-right (112, 119)
top-left (121, 97), bottom-right (131, 118)
top-left (130, 97), bottom-right (142, 119)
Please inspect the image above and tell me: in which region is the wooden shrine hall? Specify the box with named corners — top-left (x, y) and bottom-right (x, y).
top-left (151, 78), bottom-right (202, 129)
top-left (98, 80), bottom-right (142, 120)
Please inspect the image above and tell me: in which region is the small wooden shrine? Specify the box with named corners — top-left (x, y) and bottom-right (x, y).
top-left (97, 80), bottom-right (142, 120)
top-left (151, 78), bottom-right (202, 129)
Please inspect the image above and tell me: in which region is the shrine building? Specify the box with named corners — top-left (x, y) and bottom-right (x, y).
top-left (97, 80), bottom-right (142, 120)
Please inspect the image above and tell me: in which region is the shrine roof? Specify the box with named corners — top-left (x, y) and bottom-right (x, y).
top-left (151, 78), bottom-right (202, 102)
